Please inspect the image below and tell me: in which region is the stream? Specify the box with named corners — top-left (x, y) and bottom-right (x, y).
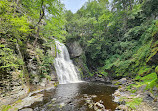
top-left (23, 41), bottom-right (118, 111)
top-left (26, 82), bottom-right (118, 111)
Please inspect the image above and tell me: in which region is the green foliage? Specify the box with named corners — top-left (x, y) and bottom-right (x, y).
top-left (126, 84), bottom-right (138, 93)
top-left (128, 4), bottom-right (142, 19)
top-left (64, 0), bottom-right (158, 80)
top-left (1, 105), bottom-right (12, 111)
top-left (1, 0), bottom-right (158, 96)
top-left (138, 67), bottom-right (152, 77)
top-left (42, 17), bottom-right (66, 41)
top-left (134, 75), bottom-right (141, 81)
top-left (133, 73), bottom-right (158, 91)
top-left (155, 66), bottom-right (158, 74)
top-left (146, 78), bottom-right (158, 90)
top-left (41, 50), bottom-right (55, 75)
top-left (126, 98), bottom-right (142, 109)
top-left (35, 48), bottom-right (55, 77)
top-left (0, 0), bottom-right (66, 93)
top-left (0, 44), bottom-right (24, 71)
top-left (140, 73), bottom-right (157, 82)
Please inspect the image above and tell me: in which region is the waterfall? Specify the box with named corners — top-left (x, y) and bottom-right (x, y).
top-left (54, 41), bottom-right (81, 84)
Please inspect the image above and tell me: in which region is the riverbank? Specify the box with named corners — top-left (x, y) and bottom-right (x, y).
top-left (1, 76), bottom-right (157, 111)
top-left (112, 78), bottom-right (158, 111)
top-left (0, 81), bottom-right (56, 111)
top-left (16, 82), bottom-right (118, 111)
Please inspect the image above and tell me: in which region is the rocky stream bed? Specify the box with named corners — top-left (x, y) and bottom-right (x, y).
top-left (0, 78), bottom-right (158, 111)
top-left (113, 78), bottom-right (158, 111)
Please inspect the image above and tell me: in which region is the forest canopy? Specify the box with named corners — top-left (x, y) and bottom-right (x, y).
top-left (65, 0), bottom-right (158, 78)
top-left (0, 0), bottom-right (158, 93)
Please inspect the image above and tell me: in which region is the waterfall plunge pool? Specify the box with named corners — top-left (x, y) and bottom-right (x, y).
top-left (25, 82), bottom-right (118, 111)
top-left (23, 41), bottom-right (118, 111)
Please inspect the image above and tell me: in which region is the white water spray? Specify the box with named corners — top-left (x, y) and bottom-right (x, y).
top-left (54, 41), bottom-right (81, 84)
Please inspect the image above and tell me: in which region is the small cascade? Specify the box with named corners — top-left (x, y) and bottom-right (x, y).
top-left (54, 40), bottom-right (81, 84)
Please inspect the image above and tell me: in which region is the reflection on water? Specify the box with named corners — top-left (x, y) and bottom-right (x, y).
top-left (28, 82), bottom-right (118, 111)
top-left (53, 83), bottom-right (80, 103)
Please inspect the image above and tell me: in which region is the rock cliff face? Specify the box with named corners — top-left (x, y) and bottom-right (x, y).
top-left (66, 41), bottom-right (89, 78)
top-left (26, 43), bottom-right (57, 85)
top-left (0, 41), bottom-right (58, 107)
top-left (67, 41), bottom-right (83, 58)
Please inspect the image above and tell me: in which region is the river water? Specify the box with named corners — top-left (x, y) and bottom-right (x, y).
top-left (28, 82), bottom-right (118, 111)
top-left (25, 41), bottom-right (118, 111)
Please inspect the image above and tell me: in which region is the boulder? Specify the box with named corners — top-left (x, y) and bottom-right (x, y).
top-left (67, 41), bottom-right (89, 76)
top-left (116, 105), bottom-right (129, 111)
top-left (118, 78), bottom-right (127, 85)
top-left (67, 41), bottom-right (83, 58)
top-left (9, 94), bottom-right (44, 110)
top-left (40, 78), bottom-right (47, 87)
top-left (19, 108), bottom-right (33, 111)
top-left (138, 84), bottom-right (147, 91)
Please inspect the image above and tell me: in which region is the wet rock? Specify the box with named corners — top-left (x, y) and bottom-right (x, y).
top-left (88, 74), bottom-right (111, 83)
top-left (0, 85), bottom-right (29, 106)
top-left (86, 99), bottom-right (92, 104)
top-left (136, 102), bottom-right (153, 111)
top-left (143, 92), bottom-right (154, 102)
top-left (118, 78), bottom-right (127, 85)
top-left (34, 76), bottom-right (40, 83)
top-left (113, 90), bottom-right (121, 96)
top-left (138, 84), bottom-right (147, 91)
top-left (83, 94), bottom-right (88, 98)
top-left (66, 40), bottom-right (89, 75)
top-left (112, 78), bottom-right (158, 111)
top-left (95, 77), bottom-right (105, 82)
top-left (119, 100), bottom-right (126, 105)
top-left (125, 80), bottom-right (135, 86)
top-left (50, 70), bottom-right (58, 81)
top-left (153, 87), bottom-right (158, 97)
top-left (91, 95), bottom-right (97, 98)
top-left (88, 103), bottom-right (93, 109)
top-left (23, 94), bottom-right (43, 106)
top-left (19, 108), bottom-right (33, 111)
top-left (59, 103), bottom-right (65, 108)
top-left (8, 94), bottom-right (43, 110)
top-left (48, 103), bottom-right (53, 107)
top-left (67, 41), bottom-right (83, 58)
top-left (153, 86), bottom-right (158, 91)
top-left (104, 76), bottom-right (112, 83)
top-left (113, 96), bottom-right (120, 103)
top-left (40, 78), bottom-right (47, 87)
top-left (52, 98), bottom-right (57, 101)
top-left (112, 80), bottom-right (118, 85)
top-left (94, 102), bottom-right (106, 111)
top-left (116, 105), bottom-right (128, 111)
top-left (115, 109), bottom-right (123, 111)
top-left (153, 107), bottom-right (158, 110)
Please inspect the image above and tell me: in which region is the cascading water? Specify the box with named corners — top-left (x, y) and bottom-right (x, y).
top-left (54, 41), bottom-right (81, 84)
